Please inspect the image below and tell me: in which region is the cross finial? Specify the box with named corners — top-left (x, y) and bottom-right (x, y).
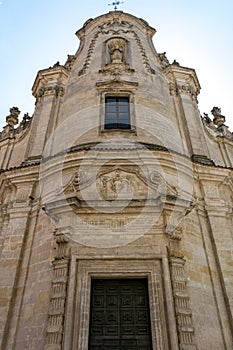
top-left (108, 1), bottom-right (124, 11)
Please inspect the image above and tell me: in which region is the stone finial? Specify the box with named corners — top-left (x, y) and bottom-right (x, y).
top-left (203, 113), bottom-right (212, 124)
top-left (17, 113), bottom-right (32, 131)
top-left (211, 106), bottom-right (226, 127)
top-left (158, 52), bottom-right (170, 68)
top-left (107, 37), bottom-right (126, 64)
top-left (53, 61), bottom-right (60, 67)
top-left (202, 107), bottom-right (233, 140)
top-left (172, 59), bottom-right (180, 66)
top-left (65, 54), bottom-right (76, 70)
top-left (6, 107), bottom-right (20, 127)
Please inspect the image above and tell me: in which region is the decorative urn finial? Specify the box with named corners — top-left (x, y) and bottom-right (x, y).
top-left (6, 107), bottom-right (20, 127)
top-left (211, 107), bottom-right (225, 127)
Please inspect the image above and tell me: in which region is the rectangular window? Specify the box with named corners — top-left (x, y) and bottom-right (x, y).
top-left (105, 96), bottom-right (130, 129)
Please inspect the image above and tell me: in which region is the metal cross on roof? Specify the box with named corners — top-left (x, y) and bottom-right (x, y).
top-left (108, 1), bottom-right (124, 10)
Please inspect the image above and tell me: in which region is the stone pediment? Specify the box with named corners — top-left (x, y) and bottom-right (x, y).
top-left (62, 166), bottom-right (178, 202)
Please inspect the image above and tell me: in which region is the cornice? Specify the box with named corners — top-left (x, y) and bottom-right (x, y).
top-left (164, 63), bottom-right (201, 101)
top-left (96, 79), bottom-right (138, 91)
top-left (0, 161), bottom-right (40, 175)
top-left (0, 144), bottom-right (232, 177)
top-left (32, 65), bottom-right (70, 100)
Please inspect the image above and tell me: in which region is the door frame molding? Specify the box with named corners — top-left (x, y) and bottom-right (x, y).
top-left (64, 258), bottom-right (171, 350)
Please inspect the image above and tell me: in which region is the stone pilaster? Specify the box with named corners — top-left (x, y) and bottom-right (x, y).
top-left (164, 64), bottom-right (212, 163)
top-left (168, 229), bottom-right (197, 350)
top-left (25, 66), bottom-right (69, 162)
top-left (0, 194), bottom-right (34, 348)
top-left (45, 229), bottom-right (70, 350)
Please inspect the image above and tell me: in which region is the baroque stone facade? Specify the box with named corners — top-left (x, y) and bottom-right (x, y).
top-left (0, 11), bottom-right (232, 350)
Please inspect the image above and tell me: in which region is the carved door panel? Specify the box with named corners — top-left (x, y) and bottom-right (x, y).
top-left (88, 279), bottom-right (153, 350)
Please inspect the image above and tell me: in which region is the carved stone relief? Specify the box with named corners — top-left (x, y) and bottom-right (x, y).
top-left (73, 170), bottom-right (89, 192)
top-left (78, 18), bottom-right (156, 76)
top-left (99, 169), bottom-right (133, 200)
top-left (168, 82), bottom-right (198, 103)
top-left (99, 36), bottom-right (135, 77)
top-left (61, 166), bottom-right (180, 204)
top-left (36, 85), bottom-right (64, 105)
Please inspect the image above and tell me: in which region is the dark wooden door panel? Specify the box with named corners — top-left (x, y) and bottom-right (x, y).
top-left (89, 279), bottom-right (153, 350)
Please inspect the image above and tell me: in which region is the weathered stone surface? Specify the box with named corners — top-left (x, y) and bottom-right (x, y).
top-left (0, 10), bottom-right (232, 350)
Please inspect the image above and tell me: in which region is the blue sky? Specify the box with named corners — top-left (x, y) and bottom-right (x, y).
top-left (0, 0), bottom-right (233, 130)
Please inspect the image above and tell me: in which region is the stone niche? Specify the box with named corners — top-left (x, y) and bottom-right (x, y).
top-left (99, 36), bottom-right (135, 75)
top-left (107, 37), bottom-right (127, 64)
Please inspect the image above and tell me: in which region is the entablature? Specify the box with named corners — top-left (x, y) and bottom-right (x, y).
top-left (164, 63), bottom-right (201, 101)
top-left (32, 65), bottom-right (70, 103)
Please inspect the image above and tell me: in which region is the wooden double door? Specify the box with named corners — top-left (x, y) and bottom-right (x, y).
top-left (88, 278), bottom-right (153, 350)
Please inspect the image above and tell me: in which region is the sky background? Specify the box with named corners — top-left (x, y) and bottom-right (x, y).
top-left (0, 0), bottom-right (233, 131)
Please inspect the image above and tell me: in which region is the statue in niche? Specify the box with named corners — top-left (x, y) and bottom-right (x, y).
top-left (107, 37), bottom-right (126, 64)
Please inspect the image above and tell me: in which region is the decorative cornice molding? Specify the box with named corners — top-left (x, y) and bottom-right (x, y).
top-left (32, 66), bottom-right (69, 101)
top-left (76, 12), bottom-right (156, 39)
top-left (99, 63), bottom-right (135, 76)
top-left (36, 85), bottom-right (65, 105)
top-left (164, 64), bottom-right (200, 103)
top-left (96, 79), bottom-right (138, 91)
top-left (168, 81), bottom-right (199, 103)
top-left (191, 154), bottom-right (215, 166)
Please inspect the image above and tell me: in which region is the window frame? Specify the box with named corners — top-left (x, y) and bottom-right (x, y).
top-left (96, 80), bottom-right (138, 134)
top-left (104, 96), bottom-right (131, 130)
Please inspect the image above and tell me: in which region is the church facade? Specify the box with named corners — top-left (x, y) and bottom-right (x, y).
top-left (0, 11), bottom-right (232, 350)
